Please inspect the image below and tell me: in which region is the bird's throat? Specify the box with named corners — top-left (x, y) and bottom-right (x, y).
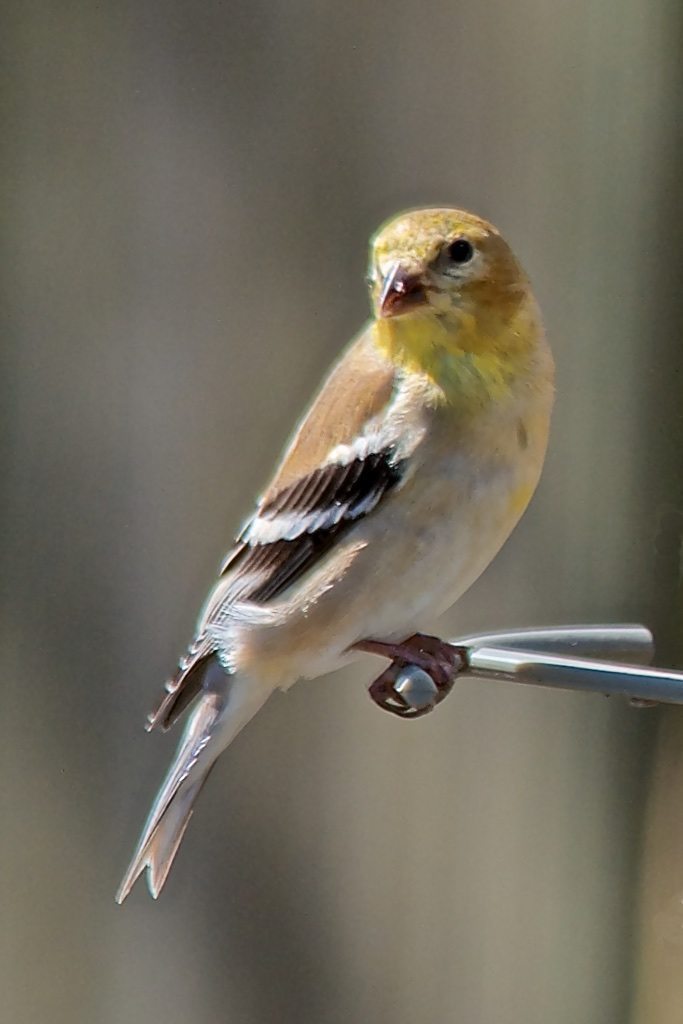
top-left (374, 308), bottom-right (528, 406)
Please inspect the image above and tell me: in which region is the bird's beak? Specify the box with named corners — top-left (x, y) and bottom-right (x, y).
top-left (378, 263), bottom-right (428, 318)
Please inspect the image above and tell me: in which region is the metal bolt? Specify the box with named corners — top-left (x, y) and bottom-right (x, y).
top-left (393, 665), bottom-right (439, 711)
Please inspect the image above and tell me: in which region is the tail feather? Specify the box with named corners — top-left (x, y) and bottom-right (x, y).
top-left (142, 776), bottom-right (207, 899)
top-left (116, 661), bottom-right (272, 903)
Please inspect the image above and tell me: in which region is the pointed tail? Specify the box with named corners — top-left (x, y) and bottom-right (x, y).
top-left (116, 661), bottom-right (272, 903)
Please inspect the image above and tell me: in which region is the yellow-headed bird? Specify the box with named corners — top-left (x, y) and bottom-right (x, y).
top-left (117, 208), bottom-right (554, 902)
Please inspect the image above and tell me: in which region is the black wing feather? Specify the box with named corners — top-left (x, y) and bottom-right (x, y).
top-left (216, 447), bottom-right (405, 606)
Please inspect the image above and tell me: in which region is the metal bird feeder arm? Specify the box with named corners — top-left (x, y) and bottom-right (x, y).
top-left (362, 624), bottom-right (683, 717)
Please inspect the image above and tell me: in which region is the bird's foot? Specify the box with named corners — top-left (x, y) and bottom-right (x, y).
top-left (352, 633), bottom-right (467, 718)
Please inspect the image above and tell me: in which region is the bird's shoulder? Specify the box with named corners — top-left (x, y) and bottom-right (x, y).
top-left (214, 326), bottom-right (412, 589)
top-left (264, 325), bottom-right (398, 495)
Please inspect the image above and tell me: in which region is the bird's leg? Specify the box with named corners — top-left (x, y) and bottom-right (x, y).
top-left (352, 633), bottom-right (467, 717)
top-left (354, 633), bottom-right (466, 688)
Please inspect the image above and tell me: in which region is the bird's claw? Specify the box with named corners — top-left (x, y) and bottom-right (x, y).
top-left (353, 633), bottom-right (467, 718)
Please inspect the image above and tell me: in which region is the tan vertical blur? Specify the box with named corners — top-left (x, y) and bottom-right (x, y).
top-left (2, 2), bottom-right (681, 1023)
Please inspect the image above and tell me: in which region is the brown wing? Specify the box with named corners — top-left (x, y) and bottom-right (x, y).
top-left (149, 328), bottom-right (398, 732)
top-left (146, 634), bottom-right (214, 732)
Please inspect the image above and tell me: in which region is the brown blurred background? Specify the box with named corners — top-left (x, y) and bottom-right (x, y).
top-left (3, 2), bottom-right (683, 1022)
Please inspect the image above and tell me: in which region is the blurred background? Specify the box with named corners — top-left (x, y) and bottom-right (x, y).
top-left (3, 1), bottom-right (683, 1022)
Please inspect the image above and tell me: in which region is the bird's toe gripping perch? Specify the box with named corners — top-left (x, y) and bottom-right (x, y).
top-left (353, 633), bottom-right (467, 717)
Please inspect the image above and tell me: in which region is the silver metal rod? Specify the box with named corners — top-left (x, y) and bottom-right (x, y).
top-left (466, 646), bottom-right (683, 705)
top-left (454, 624), bottom-right (654, 665)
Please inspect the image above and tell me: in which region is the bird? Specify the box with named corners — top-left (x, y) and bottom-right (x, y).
top-left (116, 207), bottom-right (554, 902)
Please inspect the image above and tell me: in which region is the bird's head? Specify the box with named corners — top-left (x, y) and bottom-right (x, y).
top-left (368, 209), bottom-right (540, 390)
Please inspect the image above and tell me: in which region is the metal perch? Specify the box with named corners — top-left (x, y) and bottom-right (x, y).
top-left (367, 624), bottom-right (683, 717)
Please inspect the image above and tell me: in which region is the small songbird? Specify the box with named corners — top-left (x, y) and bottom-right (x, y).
top-left (116, 207), bottom-right (554, 902)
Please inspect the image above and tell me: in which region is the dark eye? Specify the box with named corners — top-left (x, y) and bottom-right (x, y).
top-left (446, 238), bottom-right (474, 264)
